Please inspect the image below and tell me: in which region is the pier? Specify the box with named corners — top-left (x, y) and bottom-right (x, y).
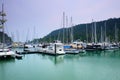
top-left (16, 50), bottom-right (64, 56)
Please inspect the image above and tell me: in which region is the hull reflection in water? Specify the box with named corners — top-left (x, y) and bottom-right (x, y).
top-left (48, 55), bottom-right (64, 65)
top-left (86, 50), bottom-right (120, 57)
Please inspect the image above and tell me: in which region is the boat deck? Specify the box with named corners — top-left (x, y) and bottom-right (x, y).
top-left (0, 51), bottom-right (22, 59)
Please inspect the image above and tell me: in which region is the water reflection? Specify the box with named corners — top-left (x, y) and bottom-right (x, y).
top-left (0, 58), bottom-right (15, 80)
top-left (0, 58), bottom-right (15, 63)
top-left (48, 55), bottom-right (64, 65)
top-left (38, 50), bottom-right (120, 65)
top-left (47, 54), bottom-right (84, 65)
top-left (86, 50), bottom-right (120, 57)
top-left (64, 54), bottom-right (81, 60)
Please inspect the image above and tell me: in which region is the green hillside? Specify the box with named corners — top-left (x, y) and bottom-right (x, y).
top-left (0, 32), bottom-right (12, 44)
top-left (33, 17), bottom-right (120, 43)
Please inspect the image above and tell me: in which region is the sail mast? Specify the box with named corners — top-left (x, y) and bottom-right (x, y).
top-left (2, 3), bottom-right (5, 49)
top-left (70, 17), bottom-right (73, 43)
top-left (16, 30), bottom-right (19, 42)
top-left (104, 21), bottom-right (107, 42)
top-left (115, 23), bottom-right (118, 43)
top-left (63, 12), bottom-right (65, 44)
top-left (86, 24), bottom-right (88, 43)
top-left (101, 26), bottom-right (103, 43)
top-left (66, 15), bottom-right (68, 44)
top-left (0, 3), bottom-right (6, 50)
top-left (26, 28), bottom-right (29, 43)
top-left (94, 21), bottom-right (97, 43)
top-left (91, 19), bottom-right (94, 43)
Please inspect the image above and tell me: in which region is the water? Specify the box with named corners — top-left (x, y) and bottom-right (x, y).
top-left (0, 50), bottom-right (120, 80)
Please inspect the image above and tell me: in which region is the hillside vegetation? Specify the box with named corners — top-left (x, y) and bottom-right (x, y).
top-left (33, 18), bottom-right (120, 43)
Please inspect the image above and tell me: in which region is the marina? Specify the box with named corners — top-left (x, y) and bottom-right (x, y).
top-left (0, 0), bottom-right (120, 80)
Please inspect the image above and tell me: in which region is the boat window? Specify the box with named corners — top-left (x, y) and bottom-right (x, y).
top-left (59, 49), bottom-right (62, 51)
top-left (49, 47), bottom-right (53, 50)
top-left (56, 45), bottom-right (62, 47)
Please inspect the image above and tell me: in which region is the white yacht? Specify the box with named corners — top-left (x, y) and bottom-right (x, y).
top-left (47, 42), bottom-right (65, 55)
top-left (0, 48), bottom-right (15, 58)
top-left (37, 41), bottom-right (65, 55)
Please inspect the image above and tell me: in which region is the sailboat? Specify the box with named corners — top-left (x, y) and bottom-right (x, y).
top-left (64, 16), bottom-right (85, 54)
top-left (0, 3), bottom-right (22, 59)
top-left (37, 12), bottom-right (66, 55)
top-left (85, 21), bottom-right (105, 51)
top-left (108, 23), bottom-right (119, 50)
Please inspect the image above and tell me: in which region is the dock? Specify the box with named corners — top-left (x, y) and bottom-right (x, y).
top-left (16, 50), bottom-right (64, 56)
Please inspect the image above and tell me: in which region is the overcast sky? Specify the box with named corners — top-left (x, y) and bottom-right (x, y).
top-left (0, 0), bottom-right (120, 42)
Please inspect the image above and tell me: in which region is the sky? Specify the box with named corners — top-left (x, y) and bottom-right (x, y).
top-left (0, 0), bottom-right (120, 42)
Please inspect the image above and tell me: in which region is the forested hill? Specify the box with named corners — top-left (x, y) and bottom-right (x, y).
top-left (0, 32), bottom-right (12, 44)
top-left (35, 17), bottom-right (120, 43)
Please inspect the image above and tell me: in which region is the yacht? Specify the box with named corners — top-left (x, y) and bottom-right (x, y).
top-left (64, 41), bottom-right (86, 54)
top-left (37, 41), bottom-right (65, 55)
top-left (0, 48), bottom-right (15, 58)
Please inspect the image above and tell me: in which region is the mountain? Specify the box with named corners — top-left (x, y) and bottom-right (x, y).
top-left (33, 17), bottom-right (120, 43)
top-left (0, 31), bottom-right (12, 44)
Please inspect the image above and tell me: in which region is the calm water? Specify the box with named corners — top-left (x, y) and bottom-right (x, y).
top-left (0, 50), bottom-right (120, 80)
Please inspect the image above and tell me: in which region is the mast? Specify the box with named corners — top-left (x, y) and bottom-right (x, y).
top-left (26, 28), bottom-right (29, 43)
top-left (115, 23), bottom-right (118, 43)
top-left (62, 12), bottom-right (65, 44)
top-left (0, 3), bottom-right (6, 50)
top-left (101, 26), bottom-right (103, 43)
top-left (66, 16), bottom-right (68, 44)
top-left (49, 34), bottom-right (51, 42)
top-left (91, 19), bottom-right (94, 43)
top-left (16, 29), bottom-right (20, 43)
top-left (86, 24), bottom-right (88, 43)
top-left (33, 26), bottom-right (35, 43)
top-left (11, 32), bottom-right (14, 43)
top-left (57, 30), bottom-right (60, 41)
top-left (70, 17), bottom-right (73, 43)
top-left (104, 21), bottom-right (107, 42)
top-left (94, 21), bottom-right (97, 43)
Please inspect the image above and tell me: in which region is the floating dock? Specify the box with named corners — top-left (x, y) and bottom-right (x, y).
top-left (16, 50), bottom-right (64, 56)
